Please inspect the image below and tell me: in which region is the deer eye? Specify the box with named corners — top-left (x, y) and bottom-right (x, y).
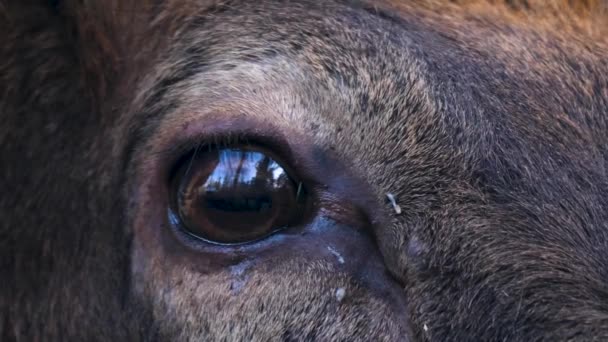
top-left (169, 146), bottom-right (307, 245)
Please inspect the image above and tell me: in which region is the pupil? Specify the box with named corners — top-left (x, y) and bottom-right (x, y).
top-left (198, 149), bottom-right (287, 237)
top-left (204, 194), bottom-right (272, 212)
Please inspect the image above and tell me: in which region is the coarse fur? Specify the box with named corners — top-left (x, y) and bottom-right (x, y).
top-left (1, 0), bottom-right (607, 341)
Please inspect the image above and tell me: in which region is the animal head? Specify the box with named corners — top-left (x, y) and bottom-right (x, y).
top-left (2, 1), bottom-right (607, 340)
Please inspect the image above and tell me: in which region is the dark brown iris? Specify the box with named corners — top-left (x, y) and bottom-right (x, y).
top-left (171, 147), bottom-right (305, 244)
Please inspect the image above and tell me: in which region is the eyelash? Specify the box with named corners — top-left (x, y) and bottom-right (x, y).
top-left (163, 133), bottom-right (310, 187)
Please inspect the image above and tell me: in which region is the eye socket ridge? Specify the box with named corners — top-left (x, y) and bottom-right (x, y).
top-left (168, 142), bottom-right (311, 246)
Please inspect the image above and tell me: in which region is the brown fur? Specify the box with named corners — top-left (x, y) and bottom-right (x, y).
top-left (380, 0), bottom-right (608, 38)
top-left (2, 0), bottom-right (608, 341)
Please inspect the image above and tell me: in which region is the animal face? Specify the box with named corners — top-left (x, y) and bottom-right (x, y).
top-left (2, 1), bottom-right (607, 341)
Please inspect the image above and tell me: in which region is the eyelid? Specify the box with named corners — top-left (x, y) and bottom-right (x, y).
top-left (152, 115), bottom-right (311, 186)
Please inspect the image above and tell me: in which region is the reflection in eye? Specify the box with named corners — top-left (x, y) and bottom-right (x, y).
top-left (171, 147), bottom-right (306, 244)
top-left (203, 150), bottom-right (287, 193)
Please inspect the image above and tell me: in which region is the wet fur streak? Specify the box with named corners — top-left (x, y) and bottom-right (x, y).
top-left (1, 0), bottom-right (608, 341)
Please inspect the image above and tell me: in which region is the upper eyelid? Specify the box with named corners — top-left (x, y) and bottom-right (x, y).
top-left (163, 136), bottom-right (305, 187)
top-left (165, 139), bottom-right (306, 185)
top-left (138, 114), bottom-right (310, 184)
